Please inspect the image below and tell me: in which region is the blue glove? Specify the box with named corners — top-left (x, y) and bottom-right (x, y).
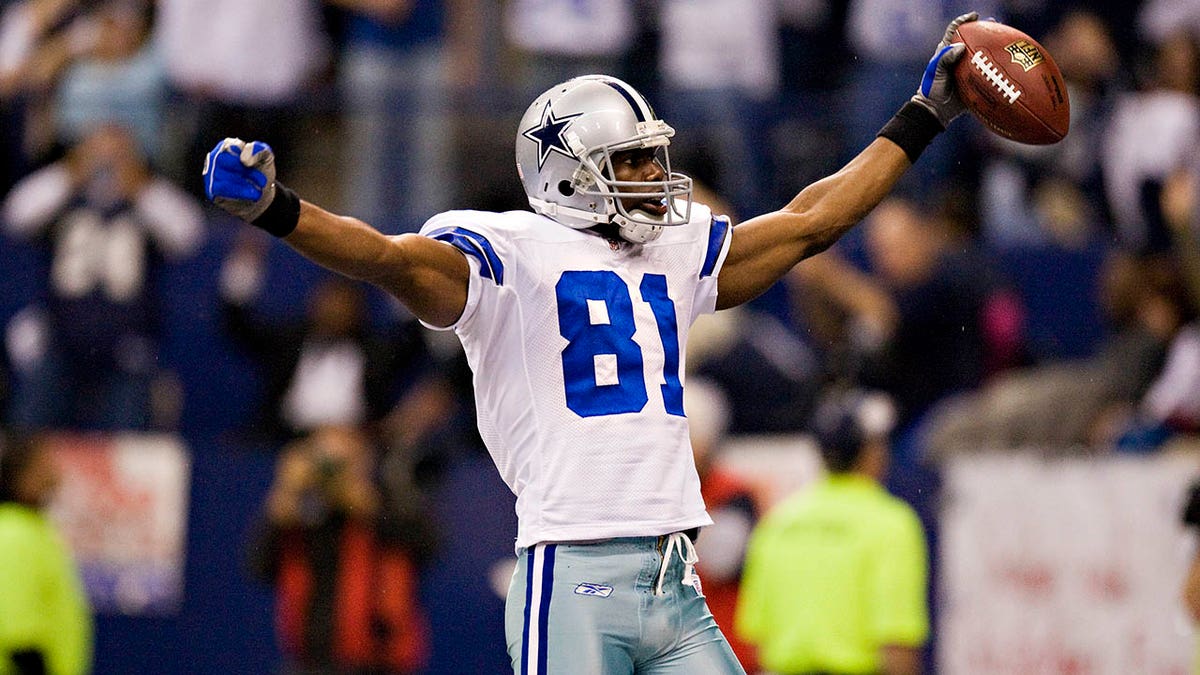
top-left (911, 12), bottom-right (979, 128)
top-left (202, 138), bottom-right (277, 222)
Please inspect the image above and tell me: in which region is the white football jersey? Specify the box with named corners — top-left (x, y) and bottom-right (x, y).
top-left (419, 204), bottom-right (732, 550)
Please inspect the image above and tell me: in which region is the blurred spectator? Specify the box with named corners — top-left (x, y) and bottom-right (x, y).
top-left (154, 0), bottom-right (331, 195)
top-left (1138, 177), bottom-right (1200, 437)
top-left (0, 0), bottom-right (161, 182)
top-left (1102, 29), bottom-right (1200, 253)
top-left (1137, 0), bottom-right (1200, 50)
top-left (735, 391), bottom-right (929, 675)
top-left (683, 378), bottom-right (759, 671)
top-left (2, 123), bottom-right (204, 431)
top-left (981, 15), bottom-right (1126, 363)
top-left (330, 0), bottom-right (476, 234)
top-left (1136, 161), bottom-right (1200, 436)
top-left (656, 0), bottom-right (779, 218)
top-left (246, 424), bottom-right (432, 674)
top-left (924, 251), bottom-right (1195, 456)
top-left (0, 434), bottom-right (93, 675)
top-left (979, 10), bottom-right (1122, 250)
top-left (52, 0), bottom-right (163, 158)
top-left (687, 181), bottom-right (822, 434)
top-left (219, 235), bottom-right (429, 446)
top-left (503, 0), bottom-right (634, 97)
top-left (0, 0), bottom-right (83, 190)
top-left (855, 196), bottom-right (1005, 426)
top-left (689, 305), bottom-right (822, 435)
top-left (840, 0), bottom-right (994, 186)
top-left (787, 249), bottom-right (900, 389)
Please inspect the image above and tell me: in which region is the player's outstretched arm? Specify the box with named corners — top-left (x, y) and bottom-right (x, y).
top-left (202, 139), bottom-right (469, 327)
top-left (715, 12), bottom-right (977, 311)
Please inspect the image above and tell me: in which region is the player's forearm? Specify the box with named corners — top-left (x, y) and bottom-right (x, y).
top-left (781, 137), bottom-right (911, 252)
top-left (284, 201), bottom-right (403, 285)
top-left (718, 20), bottom-right (958, 301)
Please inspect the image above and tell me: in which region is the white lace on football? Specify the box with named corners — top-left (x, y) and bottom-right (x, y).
top-left (970, 50), bottom-right (1022, 104)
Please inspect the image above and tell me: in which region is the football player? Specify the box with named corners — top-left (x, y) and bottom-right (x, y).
top-left (203, 13), bottom-right (978, 674)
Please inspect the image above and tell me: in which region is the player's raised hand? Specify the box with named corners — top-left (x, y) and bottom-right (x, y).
top-left (203, 138), bottom-right (300, 236)
top-left (911, 12), bottom-right (979, 128)
top-left (203, 138), bottom-right (278, 222)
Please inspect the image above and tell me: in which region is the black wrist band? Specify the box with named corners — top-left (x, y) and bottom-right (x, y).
top-left (877, 100), bottom-right (943, 163)
top-left (252, 183), bottom-right (301, 237)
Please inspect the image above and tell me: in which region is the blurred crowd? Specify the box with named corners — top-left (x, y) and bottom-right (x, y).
top-left (0, 0), bottom-right (1196, 444)
top-left (3, 0), bottom-right (1200, 672)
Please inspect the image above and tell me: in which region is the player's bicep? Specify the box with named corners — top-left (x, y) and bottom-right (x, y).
top-left (381, 233), bottom-right (470, 328)
top-left (417, 224), bottom-right (513, 331)
top-left (716, 210), bottom-right (813, 310)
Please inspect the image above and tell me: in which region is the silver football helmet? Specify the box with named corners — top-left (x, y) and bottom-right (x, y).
top-left (515, 75), bottom-right (693, 243)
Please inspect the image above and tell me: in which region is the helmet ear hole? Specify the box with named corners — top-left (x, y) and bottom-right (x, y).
top-left (557, 180), bottom-right (575, 197)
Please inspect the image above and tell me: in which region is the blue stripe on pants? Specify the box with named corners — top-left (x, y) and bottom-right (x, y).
top-left (538, 545), bottom-right (556, 673)
top-left (521, 547), bottom-right (535, 675)
top-left (521, 544), bottom-right (557, 674)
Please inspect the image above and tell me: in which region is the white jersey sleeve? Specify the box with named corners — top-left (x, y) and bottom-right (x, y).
top-left (419, 206), bottom-right (732, 550)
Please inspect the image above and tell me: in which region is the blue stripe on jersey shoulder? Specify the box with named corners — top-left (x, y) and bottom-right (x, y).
top-left (427, 226), bottom-right (505, 285)
top-left (700, 215), bottom-right (731, 279)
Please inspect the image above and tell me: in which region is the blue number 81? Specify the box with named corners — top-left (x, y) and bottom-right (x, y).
top-left (556, 271), bottom-right (684, 418)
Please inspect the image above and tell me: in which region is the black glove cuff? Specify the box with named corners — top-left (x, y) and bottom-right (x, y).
top-left (251, 183), bottom-right (301, 237)
top-left (877, 100), bottom-right (944, 164)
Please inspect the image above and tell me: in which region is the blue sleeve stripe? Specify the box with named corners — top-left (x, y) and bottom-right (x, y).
top-left (428, 226), bottom-right (505, 285)
top-left (433, 231), bottom-right (494, 282)
top-left (700, 215), bottom-right (730, 279)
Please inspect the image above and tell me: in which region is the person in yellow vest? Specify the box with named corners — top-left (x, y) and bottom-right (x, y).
top-left (0, 435), bottom-right (93, 675)
top-left (735, 391), bottom-right (928, 675)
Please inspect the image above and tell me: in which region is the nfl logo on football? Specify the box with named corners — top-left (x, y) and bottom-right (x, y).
top-left (1005, 40), bottom-right (1044, 72)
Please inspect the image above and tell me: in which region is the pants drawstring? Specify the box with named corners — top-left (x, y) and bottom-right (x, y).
top-left (654, 531), bottom-right (699, 596)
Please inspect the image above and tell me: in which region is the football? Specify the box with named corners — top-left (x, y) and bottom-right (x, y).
top-left (952, 20), bottom-right (1069, 145)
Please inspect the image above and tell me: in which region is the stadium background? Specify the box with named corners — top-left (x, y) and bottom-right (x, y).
top-left (2, 0), bottom-right (1200, 673)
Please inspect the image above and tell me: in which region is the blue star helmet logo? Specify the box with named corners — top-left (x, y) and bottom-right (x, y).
top-left (521, 102), bottom-right (583, 171)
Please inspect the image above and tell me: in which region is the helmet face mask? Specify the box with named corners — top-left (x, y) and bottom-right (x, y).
top-left (516, 75), bottom-right (694, 243)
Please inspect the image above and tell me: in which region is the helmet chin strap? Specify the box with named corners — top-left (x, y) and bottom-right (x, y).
top-left (527, 197), bottom-right (608, 228)
top-left (614, 210), bottom-right (665, 243)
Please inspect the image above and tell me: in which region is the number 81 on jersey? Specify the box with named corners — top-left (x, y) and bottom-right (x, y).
top-left (556, 270), bottom-right (685, 418)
